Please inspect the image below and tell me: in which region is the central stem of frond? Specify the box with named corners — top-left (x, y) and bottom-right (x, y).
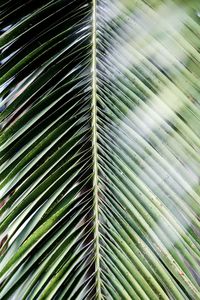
top-left (92, 0), bottom-right (102, 298)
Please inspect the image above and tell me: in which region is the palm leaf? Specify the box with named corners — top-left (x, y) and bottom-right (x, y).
top-left (0, 0), bottom-right (200, 299)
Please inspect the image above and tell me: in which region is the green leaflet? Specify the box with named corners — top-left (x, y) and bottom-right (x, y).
top-left (0, 0), bottom-right (200, 299)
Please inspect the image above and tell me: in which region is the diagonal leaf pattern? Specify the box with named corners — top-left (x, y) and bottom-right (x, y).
top-left (0, 0), bottom-right (200, 299)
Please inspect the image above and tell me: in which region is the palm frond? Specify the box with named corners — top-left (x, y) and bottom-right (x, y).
top-left (0, 0), bottom-right (200, 299)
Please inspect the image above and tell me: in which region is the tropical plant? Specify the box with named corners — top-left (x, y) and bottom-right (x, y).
top-left (0, 0), bottom-right (200, 299)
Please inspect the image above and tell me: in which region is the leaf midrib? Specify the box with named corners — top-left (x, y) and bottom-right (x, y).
top-left (91, 0), bottom-right (102, 298)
